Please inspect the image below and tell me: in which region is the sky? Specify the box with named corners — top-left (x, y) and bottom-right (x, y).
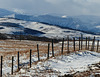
top-left (0, 0), bottom-right (100, 16)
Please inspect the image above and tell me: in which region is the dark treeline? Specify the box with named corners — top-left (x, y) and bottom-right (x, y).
top-left (0, 33), bottom-right (60, 43)
top-left (0, 33), bottom-right (97, 43)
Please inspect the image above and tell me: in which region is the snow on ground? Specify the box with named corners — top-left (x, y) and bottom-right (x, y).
top-left (0, 39), bottom-right (99, 77)
top-left (46, 51), bottom-right (100, 75)
top-left (0, 26), bottom-right (21, 34)
top-left (14, 51), bottom-right (100, 77)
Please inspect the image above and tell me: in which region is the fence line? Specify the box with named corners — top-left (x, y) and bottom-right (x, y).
top-left (88, 37), bottom-right (90, 50)
top-left (61, 38), bottom-right (64, 55)
top-left (12, 56), bottom-right (14, 75)
top-left (18, 51), bottom-right (19, 70)
top-left (1, 56), bottom-right (3, 77)
top-left (73, 37), bottom-right (75, 51)
top-left (67, 36), bottom-right (69, 53)
top-left (37, 44), bottom-right (40, 61)
top-left (0, 36), bottom-right (99, 76)
top-left (86, 37), bottom-right (87, 50)
top-left (47, 43), bottom-right (50, 59)
top-left (91, 36), bottom-right (95, 51)
top-left (97, 40), bottom-right (99, 52)
top-left (52, 39), bottom-right (54, 57)
top-left (79, 37), bottom-right (80, 50)
top-left (30, 49), bottom-right (32, 68)
top-left (81, 34), bottom-right (83, 50)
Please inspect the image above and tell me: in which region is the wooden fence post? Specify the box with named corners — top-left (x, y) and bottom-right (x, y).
top-left (61, 38), bottom-right (64, 54)
top-left (86, 37), bottom-right (87, 50)
top-left (88, 37), bottom-right (90, 50)
top-left (52, 39), bottom-right (54, 57)
top-left (79, 37), bottom-right (80, 50)
top-left (47, 43), bottom-right (50, 59)
top-left (37, 44), bottom-right (40, 61)
top-left (73, 37), bottom-right (75, 51)
top-left (93, 36), bottom-right (95, 51)
top-left (1, 56), bottom-right (3, 77)
top-left (91, 36), bottom-right (95, 51)
top-left (96, 40), bottom-right (99, 52)
top-left (12, 56), bottom-right (14, 75)
top-left (67, 36), bottom-right (69, 53)
top-left (30, 49), bottom-right (32, 68)
top-left (81, 34), bottom-right (83, 50)
top-left (18, 51), bottom-right (19, 70)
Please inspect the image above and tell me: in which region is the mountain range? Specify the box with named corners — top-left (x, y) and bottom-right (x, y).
top-left (0, 8), bottom-right (100, 39)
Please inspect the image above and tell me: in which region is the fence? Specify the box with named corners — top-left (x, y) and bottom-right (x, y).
top-left (0, 36), bottom-right (100, 77)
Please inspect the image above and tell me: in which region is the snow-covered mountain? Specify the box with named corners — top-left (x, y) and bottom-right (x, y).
top-left (32, 15), bottom-right (100, 35)
top-left (11, 14), bottom-right (100, 35)
top-left (0, 8), bottom-right (15, 17)
top-left (0, 18), bottom-right (100, 40)
top-left (0, 8), bottom-right (100, 38)
top-left (0, 18), bottom-right (45, 36)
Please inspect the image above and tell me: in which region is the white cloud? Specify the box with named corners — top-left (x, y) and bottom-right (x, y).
top-left (13, 8), bottom-right (24, 14)
top-left (45, 0), bottom-right (66, 4)
top-left (0, 0), bottom-right (100, 16)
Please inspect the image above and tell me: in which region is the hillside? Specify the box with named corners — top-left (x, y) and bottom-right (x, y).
top-left (0, 8), bottom-right (100, 36)
top-left (32, 15), bottom-right (100, 35)
top-left (0, 8), bottom-right (15, 17)
top-left (0, 18), bottom-right (100, 40)
top-left (11, 14), bottom-right (100, 35)
top-left (0, 18), bottom-right (45, 36)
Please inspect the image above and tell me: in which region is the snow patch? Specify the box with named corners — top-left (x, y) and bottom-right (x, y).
top-left (61, 15), bottom-right (67, 18)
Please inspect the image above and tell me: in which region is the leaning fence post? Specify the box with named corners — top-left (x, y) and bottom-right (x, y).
top-left (12, 56), bottom-right (14, 75)
top-left (91, 36), bottom-right (95, 51)
top-left (96, 40), bottom-right (99, 52)
top-left (88, 37), bottom-right (90, 50)
top-left (67, 36), bottom-right (69, 53)
top-left (79, 37), bottom-right (80, 50)
top-left (47, 43), bottom-right (50, 59)
top-left (73, 37), bottom-right (75, 51)
top-left (52, 39), bottom-right (54, 57)
top-left (30, 49), bottom-right (32, 68)
top-left (86, 37), bottom-right (87, 50)
top-left (1, 56), bottom-right (3, 77)
top-left (37, 44), bottom-right (40, 61)
top-left (61, 38), bottom-right (64, 54)
top-left (18, 51), bottom-right (19, 70)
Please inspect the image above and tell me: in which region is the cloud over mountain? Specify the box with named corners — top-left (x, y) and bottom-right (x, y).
top-left (0, 0), bottom-right (100, 16)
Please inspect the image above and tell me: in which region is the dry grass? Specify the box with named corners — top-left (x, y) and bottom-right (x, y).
top-left (0, 39), bottom-right (99, 65)
top-left (0, 39), bottom-right (99, 76)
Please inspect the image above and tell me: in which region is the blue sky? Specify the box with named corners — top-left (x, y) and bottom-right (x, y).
top-left (0, 0), bottom-right (100, 16)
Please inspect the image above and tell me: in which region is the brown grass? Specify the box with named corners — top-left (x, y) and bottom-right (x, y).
top-left (0, 39), bottom-right (99, 76)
